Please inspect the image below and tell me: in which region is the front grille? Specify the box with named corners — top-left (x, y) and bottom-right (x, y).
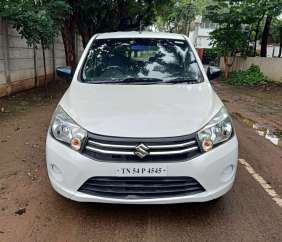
top-left (82, 133), bottom-right (201, 162)
top-left (78, 177), bottom-right (205, 199)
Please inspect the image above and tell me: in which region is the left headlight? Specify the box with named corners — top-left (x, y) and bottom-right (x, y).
top-left (50, 105), bottom-right (87, 151)
top-left (197, 106), bottom-right (233, 152)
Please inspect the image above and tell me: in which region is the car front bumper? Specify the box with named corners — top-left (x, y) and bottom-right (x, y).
top-left (46, 133), bottom-right (238, 204)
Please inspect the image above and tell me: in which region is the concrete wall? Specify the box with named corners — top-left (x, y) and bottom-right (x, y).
top-left (0, 18), bottom-right (84, 98)
top-left (220, 57), bottom-right (282, 83)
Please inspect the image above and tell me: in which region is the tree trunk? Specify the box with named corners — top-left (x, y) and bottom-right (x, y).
top-left (253, 28), bottom-right (258, 56)
top-left (117, 0), bottom-right (129, 30)
top-left (78, 23), bottom-right (92, 48)
top-left (33, 44), bottom-right (38, 87)
top-left (42, 44), bottom-right (47, 93)
top-left (253, 16), bottom-right (264, 57)
top-left (279, 26), bottom-right (282, 58)
top-left (186, 19), bottom-right (191, 36)
top-left (61, 15), bottom-right (77, 72)
top-left (261, 15), bottom-right (272, 57)
top-left (223, 51), bottom-right (230, 79)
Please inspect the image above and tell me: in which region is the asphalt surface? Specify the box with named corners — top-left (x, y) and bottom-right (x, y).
top-left (0, 85), bottom-right (282, 242)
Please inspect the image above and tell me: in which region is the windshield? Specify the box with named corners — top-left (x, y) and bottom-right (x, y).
top-left (81, 38), bottom-right (204, 84)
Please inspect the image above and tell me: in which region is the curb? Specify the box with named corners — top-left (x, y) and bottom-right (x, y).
top-left (231, 112), bottom-right (282, 150)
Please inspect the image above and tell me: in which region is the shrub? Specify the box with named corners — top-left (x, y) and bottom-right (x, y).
top-left (224, 65), bottom-right (269, 86)
top-left (202, 48), bottom-right (224, 66)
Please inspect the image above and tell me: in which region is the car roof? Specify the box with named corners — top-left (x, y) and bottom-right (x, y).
top-left (96, 31), bottom-right (186, 40)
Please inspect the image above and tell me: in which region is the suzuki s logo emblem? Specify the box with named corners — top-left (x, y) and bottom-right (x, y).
top-left (134, 143), bottom-right (150, 159)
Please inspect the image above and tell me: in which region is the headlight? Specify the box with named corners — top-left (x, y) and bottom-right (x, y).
top-left (50, 105), bottom-right (87, 151)
top-left (197, 107), bottom-right (233, 152)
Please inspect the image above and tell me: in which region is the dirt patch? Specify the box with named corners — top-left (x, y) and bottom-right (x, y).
top-left (0, 79), bottom-right (69, 241)
top-left (213, 81), bottom-right (282, 130)
top-left (0, 80), bottom-right (69, 121)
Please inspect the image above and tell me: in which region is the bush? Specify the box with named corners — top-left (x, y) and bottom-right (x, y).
top-left (224, 65), bottom-right (269, 86)
top-left (202, 48), bottom-right (223, 66)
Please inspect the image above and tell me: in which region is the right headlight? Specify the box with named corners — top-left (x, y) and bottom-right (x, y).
top-left (197, 106), bottom-right (233, 152)
top-left (50, 105), bottom-right (87, 151)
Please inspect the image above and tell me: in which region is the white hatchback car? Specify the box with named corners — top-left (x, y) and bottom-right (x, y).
top-left (46, 31), bottom-right (238, 204)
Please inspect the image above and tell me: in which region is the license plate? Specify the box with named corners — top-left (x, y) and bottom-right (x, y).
top-left (116, 165), bottom-right (168, 177)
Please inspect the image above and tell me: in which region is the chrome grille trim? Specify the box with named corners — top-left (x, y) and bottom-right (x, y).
top-left (88, 140), bottom-right (135, 149)
top-left (147, 140), bottom-right (196, 149)
top-left (149, 146), bottom-right (198, 155)
top-left (85, 146), bottom-right (134, 155)
top-left (88, 140), bottom-right (196, 149)
top-left (85, 145), bottom-right (199, 156)
top-left (82, 133), bottom-right (201, 162)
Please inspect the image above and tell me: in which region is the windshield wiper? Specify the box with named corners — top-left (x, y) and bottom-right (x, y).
top-left (164, 77), bottom-right (199, 84)
top-left (87, 80), bottom-right (125, 84)
top-left (87, 77), bottom-right (199, 84)
top-left (87, 77), bottom-right (164, 84)
top-left (118, 77), bottom-right (164, 84)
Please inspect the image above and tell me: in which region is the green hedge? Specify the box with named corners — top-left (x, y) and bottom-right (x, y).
top-left (224, 65), bottom-right (269, 86)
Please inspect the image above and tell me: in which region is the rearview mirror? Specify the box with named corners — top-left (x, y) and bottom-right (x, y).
top-left (56, 66), bottom-right (73, 81)
top-left (207, 66), bottom-right (221, 81)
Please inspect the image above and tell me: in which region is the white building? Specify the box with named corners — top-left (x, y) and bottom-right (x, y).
top-left (188, 17), bottom-right (216, 49)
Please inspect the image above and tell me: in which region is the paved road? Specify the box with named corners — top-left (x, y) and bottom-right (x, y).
top-left (0, 87), bottom-right (282, 242)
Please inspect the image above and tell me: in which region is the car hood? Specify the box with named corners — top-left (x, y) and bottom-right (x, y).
top-left (60, 82), bottom-right (222, 138)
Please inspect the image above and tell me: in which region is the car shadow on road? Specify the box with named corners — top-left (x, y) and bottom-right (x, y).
top-left (58, 193), bottom-right (225, 225)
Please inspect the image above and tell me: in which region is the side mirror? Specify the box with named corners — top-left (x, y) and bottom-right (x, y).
top-left (207, 66), bottom-right (221, 81)
top-left (56, 66), bottom-right (73, 81)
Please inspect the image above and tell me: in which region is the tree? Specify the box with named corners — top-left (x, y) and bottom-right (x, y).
top-left (271, 18), bottom-right (282, 57)
top-left (61, 0), bottom-right (171, 72)
top-left (237, 0), bottom-right (266, 56)
top-left (205, 1), bottom-right (250, 78)
top-left (232, 0), bottom-right (282, 57)
top-left (0, 0), bottom-right (69, 88)
top-left (1, 0), bottom-right (176, 75)
top-left (156, 0), bottom-right (208, 34)
top-left (205, 0), bottom-right (282, 76)
top-left (39, 1), bottom-right (69, 89)
top-left (259, 1), bottom-right (282, 57)
top-left (280, 26), bottom-right (282, 57)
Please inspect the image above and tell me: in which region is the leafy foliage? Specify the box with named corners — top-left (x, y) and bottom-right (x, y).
top-left (271, 18), bottom-right (282, 57)
top-left (0, 0), bottom-right (69, 85)
top-left (205, 0), bottom-right (282, 58)
top-left (205, 1), bottom-right (250, 57)
top-left (60, 0), bottom-right (172, 68)
top-left (0, 0), bottom-right (69, 48)
top-left (205, 0), bottom-right (282, 77)
top-left (156, 0), bottom-right (209, 33)
top-left (271, 19), bottom-right (282, 41)
top-left (66, 0), bottom-right (170, 47)
top-left (224, 65), bottom-right (269, 86)
top-left (202, 48), bottom-right (224, 65)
